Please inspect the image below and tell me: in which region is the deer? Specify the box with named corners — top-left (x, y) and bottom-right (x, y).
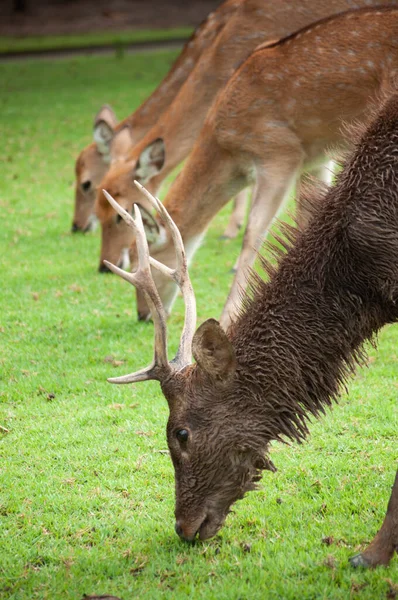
top-left (96, 5), bottom-right (398, 326)
top-left (94, 0), bottom-right (396, 276)
top-left (72, 0), bottom-right (238, 233)
top-left (101, 88), bottom-right (398, 567)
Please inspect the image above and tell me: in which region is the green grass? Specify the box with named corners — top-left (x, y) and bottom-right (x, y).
top-left (0, 50), bottom-right (397, 600)
top-left (0, 27), bottom-right (193, 55)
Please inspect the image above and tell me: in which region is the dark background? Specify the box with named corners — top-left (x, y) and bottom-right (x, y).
top-left (1, 1), bottom-right (221, 36)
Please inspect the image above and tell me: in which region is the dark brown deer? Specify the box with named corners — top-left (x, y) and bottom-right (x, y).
top-left (102, 92), bottom-right (398, 567)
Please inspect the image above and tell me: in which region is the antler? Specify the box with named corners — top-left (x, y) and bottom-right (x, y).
top-left (102, 183), bottom-right (197, 385)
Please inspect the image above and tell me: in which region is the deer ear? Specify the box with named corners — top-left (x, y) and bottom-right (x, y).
top-left (136, 205), bottom-right (161, 245)
top-left (94, 104), bottom-right (118, 129)
top-left (135, 138), bottom-right (165, 183)
top-left (192, 319), bottom-right (236, 382)
top-left (110, 125), bottom-right (132, 162)
top-left (93, 119), bottom-right (114, 158)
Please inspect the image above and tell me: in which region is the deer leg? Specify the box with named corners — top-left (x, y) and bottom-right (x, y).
top-left (296, 160), bottom-right (335, 229)
top-left (220, 155), bottom-right (302, 329)
top-left (221, 187), bottom-right (250, 239)
top-left (350, 469), bottom-right (398, 568)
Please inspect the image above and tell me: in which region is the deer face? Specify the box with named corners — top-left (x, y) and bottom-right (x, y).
top-left (162, 320), bottom-right (271, 542)
top-left (72, 104), bottom-right (121, 233)
top-left (96, 139), bottom-right (166, 273)
top-left (72, 145), bottom-right (108, 232)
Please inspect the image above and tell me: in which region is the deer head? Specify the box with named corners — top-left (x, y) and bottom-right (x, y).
top-left (103, 184), bottom-right (276, 541)
top-left (72, 105), bottom-right (133, 234)
top-left (95, 139), bottom-right (166, 274)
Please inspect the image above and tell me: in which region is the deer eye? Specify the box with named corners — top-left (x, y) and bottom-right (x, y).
top-left (116, 213), bottom-right (123, 224)
top-left (81, 180), bottom-right (91, 192)
top-left (176, 429), bottom-right (189, 443)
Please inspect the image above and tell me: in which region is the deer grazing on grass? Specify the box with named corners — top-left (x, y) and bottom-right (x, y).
top-left (71, 0), bottom-right (238, 233)
top-left (102, 90), bottom-right (398, 567)
top-left (94, 0), bottom-right (395, 274)
top-left (98, 5), bottom-right (398, 327)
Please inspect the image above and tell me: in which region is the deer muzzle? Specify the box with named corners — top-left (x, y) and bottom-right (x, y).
top-left (174, 512), bottom-right (225, 542)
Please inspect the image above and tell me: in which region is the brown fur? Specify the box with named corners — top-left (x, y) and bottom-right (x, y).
top-left (71, 0), bottom-right (236, 232)
top-left (155, 93), bottom-right (398, 564)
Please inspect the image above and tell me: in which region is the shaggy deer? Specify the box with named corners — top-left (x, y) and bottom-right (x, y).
top-left (102, 90), bottom-right (398, 567)
top-left (94, 0), bottom-right (393, 272)
top-left (72, 0), bottom-right (237, 232)
top-left (98, 5), bottom-right (398, 327)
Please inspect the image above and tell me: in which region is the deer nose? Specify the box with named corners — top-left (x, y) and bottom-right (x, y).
top-left (137, 310), bottom-right (151, 321)
top-left (174, 521), bottom-right (197, 542)
top-left (175, 521), bottom-right (184, 538)
top-left (71, 222), bottom-right (81, 233)
top-left (98, 262), bottom-right (112, 273)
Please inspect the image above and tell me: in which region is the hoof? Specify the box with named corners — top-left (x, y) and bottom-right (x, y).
top-left (349, 553), bottom-right (371, 568)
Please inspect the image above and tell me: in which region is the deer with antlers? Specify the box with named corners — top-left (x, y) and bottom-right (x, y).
top-left (97, 5), bottom-right (398, 327)
top-left (71, 0), bottom-right (238, 233)
top-left (102, 89), bottom-right (398, 566)
top-left (94, 1), bottom-right (398, 274)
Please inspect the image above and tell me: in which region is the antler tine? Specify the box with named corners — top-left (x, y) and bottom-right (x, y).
top-left (133, 181), bottom-right (197, 370)
top-left (134, 181), bottom-right (184, 272)
top-left (103, 190), bottom-right (171, 383)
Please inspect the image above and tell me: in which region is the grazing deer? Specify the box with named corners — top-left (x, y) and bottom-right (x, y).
top-left (94, 0), bottom-right (393, 274)
top-left (97, 5), bottom-right (398, 326)
top-left (71, 0), bottom-right (237, 232)
top-left (102, 89), bottom-right (398, 566)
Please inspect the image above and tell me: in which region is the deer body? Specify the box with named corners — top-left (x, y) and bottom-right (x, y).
top-left (95, 0), bottom-right (393, 272)
top-left (104, 91), bottom-right (398, 566)
top-left (123, 6), bottom-right (398, 326)
top-left (72, 0), bottom-right (237, 232)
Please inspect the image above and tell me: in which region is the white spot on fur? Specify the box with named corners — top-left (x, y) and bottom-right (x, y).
top-left (120, 248), bottom-right (130, 271)
top-left (88, 213), bottom-right (99, 232)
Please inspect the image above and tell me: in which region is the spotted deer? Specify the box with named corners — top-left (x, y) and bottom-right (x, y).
top-left (95, 5), bottom-right (398, 326)
top-left (72, 0), bottom-right (238, 232)
top-left (102, 89), bottom-right (398, 566)
top-left (94, 0), bottom-right (393, 275)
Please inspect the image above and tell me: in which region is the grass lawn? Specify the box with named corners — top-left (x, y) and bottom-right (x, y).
top-left (0, 50), bottom-right (397, 600)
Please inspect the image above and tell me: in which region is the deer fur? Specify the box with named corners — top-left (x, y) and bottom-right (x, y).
top-left (97, 4), bottom-right (398, 325)
top-left (94, 0), bottom-right (395, 277)
top-left (173, 92), bottom-right (398, 564)
top-left (106, 92), bottom-right (398, 566)
top-left (71, 0), bottom-right (236, 232)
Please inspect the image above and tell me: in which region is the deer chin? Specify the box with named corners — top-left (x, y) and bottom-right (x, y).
top-left (84, 213), bottom-right (99, 233)
top-left (175, 511), bottom-right (227, 542)
top-left (117, 248), bottom-right (131, 270)
top-left (197, 513), bottom-right (227, 540)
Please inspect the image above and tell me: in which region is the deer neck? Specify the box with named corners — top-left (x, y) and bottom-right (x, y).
top-left (164, 133), bottom-right (250, 240)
